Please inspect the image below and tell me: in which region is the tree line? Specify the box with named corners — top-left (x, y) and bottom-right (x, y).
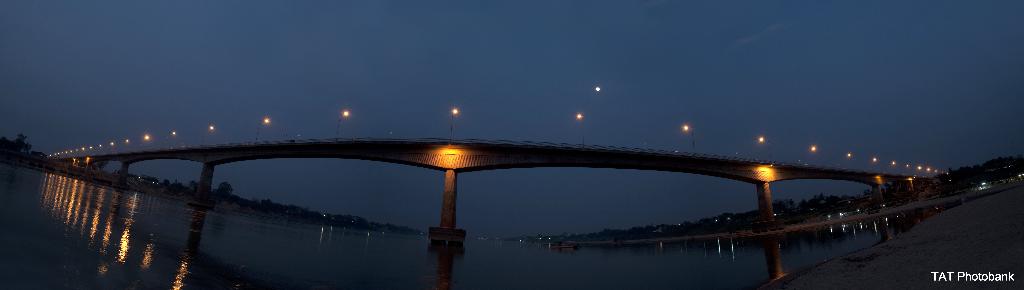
top-left (519, 193), bottom-right (857, 242)
top-left (145, 178), bottom-right (420, 235)
top-left (0, 134), bottom-right (45, 157)
top-left (938, 155), bottom-right (1024, 191)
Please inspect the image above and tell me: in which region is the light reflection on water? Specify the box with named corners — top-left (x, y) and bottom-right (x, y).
top-left (0, 166), bottom-right (940, 289)
top-left (116, 193), bottom-right (138, 264)
top-left (172, 208), bottom-right (206, 290)
top-left (22, 171), bottom-right (222, 289)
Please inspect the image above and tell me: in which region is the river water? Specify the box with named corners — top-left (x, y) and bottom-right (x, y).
top-left (0, 164), bottom-right (932, 289)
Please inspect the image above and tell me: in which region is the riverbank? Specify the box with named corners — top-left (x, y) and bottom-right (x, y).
top-left (577, 184), bottom-right (1001, 246)
top-left (771, 183), bottom-right (1023, 289)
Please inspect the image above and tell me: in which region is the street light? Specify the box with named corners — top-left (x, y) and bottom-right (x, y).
top-left (594, 86), bottom-right (601, 92)
top-left (681, 123), bottom-right (695, 151)
top-left (256, 116), bottom-right (271, 141)
top-left (449, 107), bottom-right (460, 143)
top-left (337, 109), bottom-right (351, 138)
top-left (576, 112), bottom-right (585, 147)
top-left (871, 157), bottom-right (878, 164)
top-left (756, 135), bottom-right (771, 160)
top-left (202, 124), bottom-right (215, 145)
top-left (846, 152), bottom-right (853, 159)
top-left (809, 145), bottom-right (818, 153)
top-left (169, 130), bottom-right (177, 148)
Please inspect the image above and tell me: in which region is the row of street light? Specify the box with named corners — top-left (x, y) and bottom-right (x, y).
top-left (51, 109), bottom-right (353, 157)
top-left (47, 86), bottom-right (941, 175)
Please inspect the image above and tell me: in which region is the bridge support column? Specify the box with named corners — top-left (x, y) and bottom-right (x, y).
top-left (118, 162), bottom-right (130, 187)
top-left (871, 184), bottom-right (884, 205)
top-left (192, 163), bottom-right (216, 208)
top-left (753, 182), bottom-right (779, 232)
top-left (429, 169), bottom-right (465, 246)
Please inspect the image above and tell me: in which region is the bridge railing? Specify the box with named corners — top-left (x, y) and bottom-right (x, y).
top-left (61, 137), bottom-right (907, 177)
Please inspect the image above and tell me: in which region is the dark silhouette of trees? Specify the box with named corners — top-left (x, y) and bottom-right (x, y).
top-left (939, 155), bottom-right (1024, 190)
top-left (795, 193), bottom-right (849, 212)
top-left (214, 182), bottom-right (234, 196)
top-left (149, 179), bottom-right (418, 235)
top-left (0, 134), bottom-right (32, 153)
top-left (0, 134), bottom-right (46, 158)
top-left (525, 193), bottom-right (858, 242)
top-left (160, 179), bottom-right (192, 192)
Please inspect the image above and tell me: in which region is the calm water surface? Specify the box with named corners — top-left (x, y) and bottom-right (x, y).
top-left (0, 164), bottom-right (930, 289)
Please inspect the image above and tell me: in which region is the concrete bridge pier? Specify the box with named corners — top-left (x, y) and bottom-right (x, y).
top-left (752, 182), bottom-right (779, 232)
top-left (118, 162), bottom-right (130, 187)
top-left (429, 169), bottom-right (466, 246)
top-left (871, 184), bottom-right (884, 205)
top-left (903, 179), bottom-right (920, 200)
top-left (190, 163), bottom-right (216, 208)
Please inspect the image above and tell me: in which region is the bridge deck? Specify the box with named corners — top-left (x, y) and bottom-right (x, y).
top-left (60, 138), bottom-right (915, 181)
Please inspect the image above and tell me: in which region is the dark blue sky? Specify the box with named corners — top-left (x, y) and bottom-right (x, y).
top-left (2, 1), bottom-right (1022, 236)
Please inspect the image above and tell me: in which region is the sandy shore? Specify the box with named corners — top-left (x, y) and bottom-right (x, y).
top-left (775, 183), bottom-right (1024, 289)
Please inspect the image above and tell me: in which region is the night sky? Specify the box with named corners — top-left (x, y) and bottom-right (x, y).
top-left (2, 1), bottom-right (1022, 236)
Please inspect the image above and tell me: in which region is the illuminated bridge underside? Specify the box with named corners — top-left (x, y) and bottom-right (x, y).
top-left (65, 138), bottom-right (915, 246)
top-left (80, 139), bottom-right (905, 185)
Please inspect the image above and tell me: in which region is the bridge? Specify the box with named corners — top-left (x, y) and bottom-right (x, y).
top-left (58, 138), bottom-right (917, 246)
